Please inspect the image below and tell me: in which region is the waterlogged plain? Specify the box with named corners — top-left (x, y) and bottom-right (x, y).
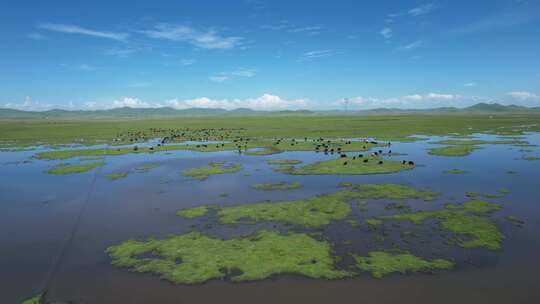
top-left (1, 119), bottom-right (540, 303)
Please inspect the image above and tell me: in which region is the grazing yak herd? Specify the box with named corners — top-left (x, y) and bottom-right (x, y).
top-left (116, 127), bottom-right (415, 166)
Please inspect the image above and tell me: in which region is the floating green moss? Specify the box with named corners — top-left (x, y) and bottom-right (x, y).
top-left (216, 191), bottom-right (357, 227)
top-left (47, 161), bottom-right (104, 174)
top-left (428, 145), bottom-right (480, 157)
top-left (352, 184), bottom-right (438, 201)
top-left (267, 159), bottom-right (302, 165)
top-left (106, 172), bottom-right (129, 180)
top-left (106, 230), bottom-right (349, 284)
top-left (287, 157), bottom-right (414, 175)
top-left (444, 169), bottom-right (467, 174)
top-left (445, 199), bottom-right (502, 214)
top-left (253, 181), bottom-right (303, 190)
top-left (176, 206), bottom-right (210, 218)
top-left (378, 207), bottom-right (504, 250)
top-left (354, 251), bottom-right (453, 278)
top-left (21, 294), bottom-right (41, 304)
top-left (183, 162), bottom-right (242, 181)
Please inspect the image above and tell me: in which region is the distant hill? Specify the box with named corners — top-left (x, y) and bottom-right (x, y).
top-left (1, 103), bottom-right (539, 119)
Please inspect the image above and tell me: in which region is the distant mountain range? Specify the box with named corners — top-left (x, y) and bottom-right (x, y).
top-left (1, 103), bottom-right (539, 119)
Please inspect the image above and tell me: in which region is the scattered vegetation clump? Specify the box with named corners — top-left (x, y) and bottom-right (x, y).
top-left (366, 219), bottom-right (383, 227)
top-left (183, 162), bottom-right (242, 181)
top-left (505, 215), bottom-right (525, 226)
top-left (354, 251), bottom-right (453, 278)
top-left (444, 169), bottom-right (467, 174)
top-left (106, 172), bottom-right (129, 180)
top-left (338, 182), bottom-right (354, 188)
top-left (21, 294), bottom-right (42, 304)
top-left (245, 147), bottom-right (282, 156)
top-left (445, 199), bottom-right (502, 214)
top-left (253, 181), bottom-right (303, 190)
top-left (216, 191), bottom-right (357, 227)
top-left (47, 161), bottom-right (104, 174)
top-left (521, 156), bottom-right (540, 161)
top-left (378, 206), bottom-right (504, 250)
top-left (176, 206), bottom-right (210, 218)
top-left (288, 157), bottom-right (414, 175)
top-left (106, 230), bottom-right (349, 284)
top-left (267, 159), bottom-right (303, 165)
top-left (353, 183), bottom-right (439, 201)
top-left (498, 188), bottom-right (511, 194)
top-left (432, 139), bottom-right (528, 146)
top-left (385, 203), bottom-right (411, 211)
top-left (428, 145), bottom-right (480, 157)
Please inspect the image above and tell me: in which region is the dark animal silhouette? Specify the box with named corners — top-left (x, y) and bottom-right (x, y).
top-left (343, 161), bottom-right (348, 166)
top-left (363, 159), bottom-right (369, 163)
top-left (408, 161), bottom-right (415, 165)
top-left (378, 160), bottom-right (383, 164)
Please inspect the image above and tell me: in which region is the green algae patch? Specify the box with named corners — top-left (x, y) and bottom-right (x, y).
top-left (352, 184), bottom-right (438, 201)
top-left (253, 182), bottom-right (303, 190)
top-left (445, 199), bottom-right (502, 214)
top-left (253, 181), bottom-right (303, 190)
top-left (288, 157), bottom-right (414, 175)
top-left (47, 161), bottom-right (104, 174)
top-left (21, 294), bottom-right (41, 304)
top-left (267, 159), bottom-right (302, 165)
top-left (183, 162), bottom-right (242, 181)
top-left (428, 145), bottom-right (480, 157)
top-left (444, 169), bottom-right (467, 174)
top-left (106, 172), bottom-right (129, 180)
top-left (432, 139), bottom-right (528, 146)
top-left (106, 230), bottom-right (349, 284)
top-left (177, 206), bottom-right (210, 218)
top-left (354, 252), bottom-right (453, 278)
top-left (379, 208), bottom-right (504, 250)
top-left (216, 191), bottom-right (358, 227)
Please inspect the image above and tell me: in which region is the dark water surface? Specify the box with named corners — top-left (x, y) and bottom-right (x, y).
top-left (1, 134), bottom-right (539, 303)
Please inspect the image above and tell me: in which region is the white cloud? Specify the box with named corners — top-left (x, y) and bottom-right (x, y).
top-left (27, 32), bottom-right (47, 40)
top-left (299, 49), bottom-right (338, 61)
top-left (37, 23), bottom-right (128, 41)
top-left (165, 94), bottom-right (308, 110)
top-left (507, 91), bottom-right (539, 100)
top-left (398, 40), bottom-right (423, 51)
top-left (210, 68), bottom-right (256, 82)
top-left (380, 27), bottom-right (392, 39)
top-left (464, 82), bottom-right (477, 87)
top-left (141, 24), bottom-right (243, 49)
top-left (112, 97), bottom-right (150, 108)
top-left (338, 93), bottom-right (491, 109)
top-left (408, 3), bottom-right (439, 16)
top-left (179, 59), bottom-right (197, 66)
top-left (2, 96), bottom-right (53, 111)
top-left (390, 3), bottom-right (439, 18)
top-left (74, 64), bottom-right (100, 71)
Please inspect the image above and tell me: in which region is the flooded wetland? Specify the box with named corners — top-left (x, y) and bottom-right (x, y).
top-left (1, 115), bottom-right (540, 303)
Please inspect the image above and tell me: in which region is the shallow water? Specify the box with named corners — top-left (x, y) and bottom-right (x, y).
top-left (1, 134), bottom-right (539, 303)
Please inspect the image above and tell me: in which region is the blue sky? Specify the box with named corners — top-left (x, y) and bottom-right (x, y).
top-left (1, 0), bottom-right (540, 110)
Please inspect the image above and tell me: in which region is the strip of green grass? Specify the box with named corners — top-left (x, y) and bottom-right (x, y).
top-left (428, 145), bottom-right (480, 156)
top-left (47, 161), bottom-right (104, 174)
top-left (106, 230), bottom-right (350, 284)
top-left (354, 252), bottom-right (453, 278)
top-left (288, 157), bottom-right (414, 175)
top-left (267, 159), bottom-right (302, 165)
top-left (253, 181), bottom-right (303, 190)
top-left (106, 172), bottom-right (128, 180)
top-left (444, 169), bottom-right (467, 174)
top-left (183, 162), bottom-right (242, 181)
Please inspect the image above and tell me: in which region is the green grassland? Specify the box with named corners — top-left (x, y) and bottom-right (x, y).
top-left (177, 184), bottom-right (440, 227)
top-left (2, 114), bottom-right (540, 148)
top-left (253, 181), bottom-right (303, 190)
top-left (287, 156), bottom-right (414, 175)
top-left (428, 145), bottom-right (481, 156)
top-left (106, 230), bottom-right (349, 284)
top-left (183, 162), bottom-right (242, 181)
top-left (354, 252), bottom-right (453, 278)
top-left (47, 161), bottom-right (104, 174)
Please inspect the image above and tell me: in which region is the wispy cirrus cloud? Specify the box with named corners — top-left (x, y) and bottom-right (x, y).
top-left (298, 49), bottom-right (339, 62)
top-left (397, 40), bottom-right (423, 51)
top-left (179, 59), bottom-right (197, 66)
top-left (380, 27), bottom-right (393, 39)
top-left (390, 2), bottom-right (439, 18)
top-left (37, 23), bottom-right (128, 41)
top-left (209, 67), bottom-right (257, 82)
top-left (140, 24), bottom-right (243, 49)
top-left (27, 32), bottom-right (48, 40)
top-left (261, 21), bottom-right (325, 36)
top-left (464, 82), bottom-right (477, 87)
